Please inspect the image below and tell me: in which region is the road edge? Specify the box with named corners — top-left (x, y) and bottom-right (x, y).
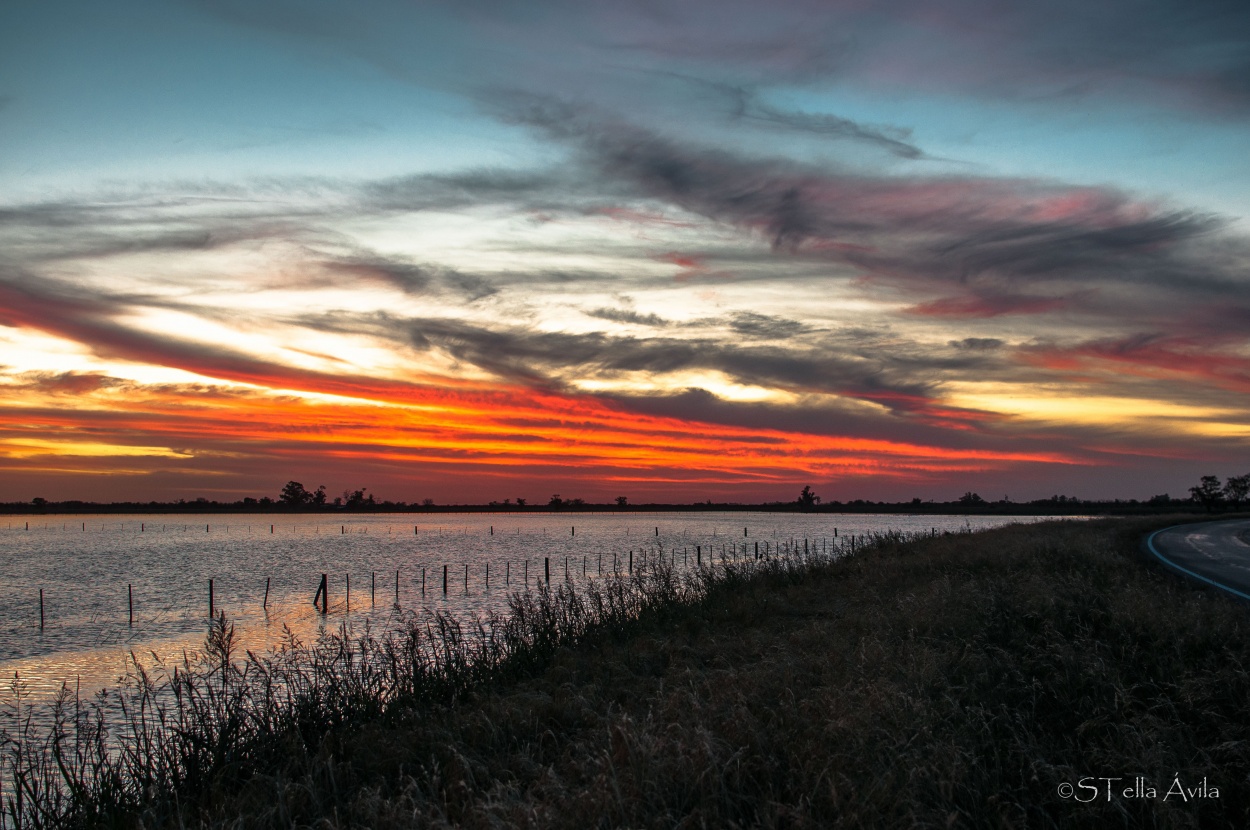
top-left (1143, 520), bottom-right (1250, 604)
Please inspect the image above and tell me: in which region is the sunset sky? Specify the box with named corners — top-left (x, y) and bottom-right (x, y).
top-left (2, 0), bottom-right (1249, 505)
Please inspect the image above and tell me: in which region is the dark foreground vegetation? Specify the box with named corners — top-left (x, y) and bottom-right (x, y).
top-left (5, 516), bottom-right (1250, 827)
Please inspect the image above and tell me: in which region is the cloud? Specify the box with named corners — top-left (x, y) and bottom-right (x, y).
top-left (500, 97), bottom-right (1249, 330)
top-left (728, 312), bottom-right (817, 339)
top-left (717, 82), bottom-right (927, 159)
top-left (907, 293), bottom-right (1074, 319)
top-left (585, 307), bottom-right (670, 327)
top-left (949, 338), bottom-right (1005, 351)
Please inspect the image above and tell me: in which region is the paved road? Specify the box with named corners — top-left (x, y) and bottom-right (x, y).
top-left (1145, 519), bottom-right (1250, 601)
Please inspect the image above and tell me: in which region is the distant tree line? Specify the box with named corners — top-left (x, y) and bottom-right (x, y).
top-left (8, 476), bottom-right (1250, 515)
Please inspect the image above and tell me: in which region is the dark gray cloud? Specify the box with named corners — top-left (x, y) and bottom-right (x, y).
top-left (498, 96), bottom-right (1250, 332)
top-left (585, 307), bottom-right (670, 327)
top-left (950, 338), bottom-right (1005, 351)
top-left (715, 81), bottom-right (925, 159)
top-left (729, 312), bottom-right (817, 339)
top-left (298, 310), bottom-right (1023, 420)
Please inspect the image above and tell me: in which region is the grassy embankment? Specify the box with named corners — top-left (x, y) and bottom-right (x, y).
top-left (6, 516), bottom-right (1250, 827)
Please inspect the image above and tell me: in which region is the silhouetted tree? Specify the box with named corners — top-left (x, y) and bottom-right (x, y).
top-left (1190, 476), bottom-right (1224, 512)
top-left (615, 496), bottom-right (628, 507)
top-left (958, 491), bottom-right (985, 506)
top-left (311, 485), bottom-right (327, 506)
top-left (1224, 474), bottom-right (1250, 509)
top-left (548, 494), bottom-right (564, 509)
top-left (797, 485), bottom-right (820, 512)
top-left (516, 497), bottom-right (527, 507)
top-left (280, 481), bottom-right (311, 506)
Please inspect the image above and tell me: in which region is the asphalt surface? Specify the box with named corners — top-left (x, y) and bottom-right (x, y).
top-left (1145, 518), bottom-right (1250, 601)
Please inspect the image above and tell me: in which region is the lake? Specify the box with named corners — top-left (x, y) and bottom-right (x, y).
top-left (1, 511), bottom-right (1056, 704)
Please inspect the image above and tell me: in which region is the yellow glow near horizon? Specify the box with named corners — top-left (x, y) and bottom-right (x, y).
top-left (0, 439), bottom-right (192, 459)
top-left (946, 385), bottom-right (1242, 432)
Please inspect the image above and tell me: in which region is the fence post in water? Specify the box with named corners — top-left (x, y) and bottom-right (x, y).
top-left (571, 526), bottom-right (575, 536)
top-left (371, 572), bottom-right (375, 606)
top-left (486, 562), bottom-right (490, 590)
top-left (264, 577), bottom-right (270, 610)
top-left (128, 584), bottom-right (133, 626)
top-left (209, 579), bottom-right (215, 617)
top-left (544, 557), bottom-right (550, 585)
top-left (655, 527), bottom-right (658, 537)
top-left (754, 541), bottom-right (759, 559)
top-left (443, 565), bottom-right (448, 596)
top-left (524, 560), bottom-right (528, 585)
top-left (744, 527), bottom-right (747, 537)
top-left (39, 589), bottom-right (44, 629)
top-left (346, 574), bottom-right (350, 612)
top-left (312, 574), bottom-right (327, 614)
top-left (697, 546), bottom-right (701, 566)
top-left (506, 561), bottom-right (510, 586)
top-left (464, 564), bottom-right (469, 594)
top-left (629, 550), bottom-right (633, 573)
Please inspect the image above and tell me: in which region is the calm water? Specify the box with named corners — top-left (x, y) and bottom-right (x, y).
top-left (1, 512), bottom-right (1052, 703)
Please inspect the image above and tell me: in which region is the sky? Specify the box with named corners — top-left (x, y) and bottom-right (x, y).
top-left (1, 0), bottom-right (1249, 505)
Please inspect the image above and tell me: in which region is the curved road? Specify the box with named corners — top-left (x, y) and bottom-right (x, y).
top-left (1145, 519), bottom-right (1250, 601)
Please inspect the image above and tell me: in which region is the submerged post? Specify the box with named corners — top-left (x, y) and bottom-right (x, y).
top-left (39, 589), bottom-right (45, 629)
top-left (128, 584), bottom-right (133, 626)
top-left (263, 577), bottom-right (270, 610)
top-left (443, 565), bottom-right (448, 596)
top-left (464, 563), bottom-right (468, 593)
top-left (371, 571), bottom-right (376, 607)
top-left (209, 579), bottom-right (215, 617)
top-left (544, 557), bottom-right (550, 584)
top-left (313, 574), bottom-right (327, 614)
top-left (346, 574), bottom-right (350, 612)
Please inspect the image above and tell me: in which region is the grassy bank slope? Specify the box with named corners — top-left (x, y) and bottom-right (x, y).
top-left (19, 517), bottom-right (1250, 827)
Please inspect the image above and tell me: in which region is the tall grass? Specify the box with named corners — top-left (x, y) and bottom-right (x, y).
top-left (0, 539), bottom-right (860, 828)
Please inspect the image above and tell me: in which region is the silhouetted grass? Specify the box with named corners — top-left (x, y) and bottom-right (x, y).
top-left (5, 517), bottom-right (1250, 827)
